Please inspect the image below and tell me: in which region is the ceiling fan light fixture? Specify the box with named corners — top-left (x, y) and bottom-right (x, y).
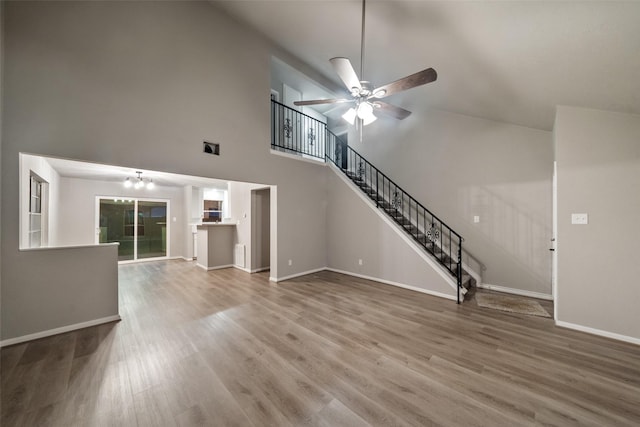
top-left (356, 102), bottom-right (374, 119)
top-left (146, 179), bottom-right (154, 190)
top-left (124, 177), bottom-right (132, 188)
top-left (342, 107), bottom-right (357, 125)
top-left (361, 111), bottom-right (377, 126)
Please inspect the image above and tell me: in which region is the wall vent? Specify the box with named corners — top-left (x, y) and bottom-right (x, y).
top-left (234, 244), bottom-right (246, 268)
top-left (203, 141), bottom-right (220, 155)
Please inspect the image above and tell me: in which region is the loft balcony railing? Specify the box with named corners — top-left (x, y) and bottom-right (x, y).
top-left (271, 99), bottom-right (465, 303)
top-left (271, 100), bottom-right (327, 161)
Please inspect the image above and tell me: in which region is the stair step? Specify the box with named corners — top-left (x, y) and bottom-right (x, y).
top-left (461, 274), bottom-right (473, 289)
top-left (343, 168), bottom-right (475, 301)
top-left (403, 225), bottom-right (418, 233)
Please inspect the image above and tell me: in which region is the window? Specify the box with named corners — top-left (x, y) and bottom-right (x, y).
top-left (203, 200), bottom-right (222, 223)
top-left (29, 174), bottom-right (44, 248)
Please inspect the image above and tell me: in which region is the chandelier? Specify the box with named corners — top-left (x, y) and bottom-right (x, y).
top-left (124, 171), bottom-right (154, 189)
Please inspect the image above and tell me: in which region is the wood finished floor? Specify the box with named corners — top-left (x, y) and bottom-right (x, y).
top-left (2, 260), bottom-right (639, 426)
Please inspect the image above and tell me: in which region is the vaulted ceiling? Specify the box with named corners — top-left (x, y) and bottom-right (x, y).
top-left (215, 1), bottom-right (640, 131)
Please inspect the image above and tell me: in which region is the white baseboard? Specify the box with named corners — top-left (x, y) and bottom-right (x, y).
top-left (555, 320), bottom-right (640, 346)
top-left (0, 315), bottom-right (122, 348)
top-left (269, 267), bottom-right (326, 283)
top-left (326, 268), bottom-right (457, 302)
top-left (233, 265), bottom-right (270, 274)
top-left (478, 283), bottom-right (553, 301)
top-left (197, 263), bottom-right (234, 271)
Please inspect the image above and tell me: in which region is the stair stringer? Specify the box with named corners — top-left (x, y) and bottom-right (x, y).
top-left (326, 163), bottom-right (458, 300)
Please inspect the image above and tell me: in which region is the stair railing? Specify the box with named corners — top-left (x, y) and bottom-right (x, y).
top-left (271, 99), bottom-right (465, 303)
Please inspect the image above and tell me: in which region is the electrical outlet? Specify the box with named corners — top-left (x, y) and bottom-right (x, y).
top-left (358, 259), bottom-right (363, 266)
top-left (288, 259), bottom-right (292, 266)
top-left (571, 213), bottom-right (588, 225)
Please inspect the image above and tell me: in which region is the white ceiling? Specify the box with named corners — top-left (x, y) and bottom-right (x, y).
top-left (215, 0), bottom-right (640, 131)
top-left (44, 156), bottom-right (231, 190)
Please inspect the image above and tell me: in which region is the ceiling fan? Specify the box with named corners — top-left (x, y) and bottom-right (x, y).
top-left (294, 0), bottom-right (437, 126)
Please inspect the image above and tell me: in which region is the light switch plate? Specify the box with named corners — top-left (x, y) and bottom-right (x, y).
top-left (571, 213), bottom-right (588, 225)
top-left (473, 216), bottom-right (480, 223)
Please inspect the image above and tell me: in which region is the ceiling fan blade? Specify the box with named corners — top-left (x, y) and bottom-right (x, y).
top-left (330, 57), bottom-right (362, 93)
top-left (372, 101), bottom-right (412, 120)
top-left (370, 68), bottom-right (437, 99)
top-left (294, 98), bottom-right (352, 106)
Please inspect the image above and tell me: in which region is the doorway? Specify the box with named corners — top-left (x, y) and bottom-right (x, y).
top-left (251, 188), bottom-right (271, 273)
top-left (97, 197), bottom-right (170, 262)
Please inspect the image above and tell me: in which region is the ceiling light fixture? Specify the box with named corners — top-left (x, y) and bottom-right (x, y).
top-left (123, 171), bottom-right (154, 189)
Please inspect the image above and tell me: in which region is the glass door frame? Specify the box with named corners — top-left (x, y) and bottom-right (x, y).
top-left (95, 196), bottom-right (171, 263)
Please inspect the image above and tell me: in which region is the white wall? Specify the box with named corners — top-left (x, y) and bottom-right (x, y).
top-left (326, 167), bottom-right (456, 300)
top-left (56, 176), bottom-right (184, 258)
top-left (555, 106), bottom-right (640, 342)
top-left (228, 181), bottom-right (269, 271)
top-left (20, 153), bottom-right (61, 247)
top-left (351, 109), bottom-right (554, 295)
top-left (183, 185), bottom-right (194, 259)
top-left (1, 1), bottom-right (328, 340)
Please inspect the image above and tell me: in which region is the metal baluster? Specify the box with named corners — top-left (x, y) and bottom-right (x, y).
top-left (415, 200), bottom-right (418, 239)
top-left (448, 229), bottom-right (452, 272)
top-left (376, 171), bottom-right (379, 208)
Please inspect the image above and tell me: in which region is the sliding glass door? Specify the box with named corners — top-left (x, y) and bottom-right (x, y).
top-left (137, 201), bottom-right (167, 260)
top-left (98, 198), bottom-right (169, 262)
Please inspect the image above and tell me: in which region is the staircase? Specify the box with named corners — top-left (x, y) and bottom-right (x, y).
top-left (343, 168), bottom-right (475, 298)
top-left (271, 99), bottom-right (475, 302)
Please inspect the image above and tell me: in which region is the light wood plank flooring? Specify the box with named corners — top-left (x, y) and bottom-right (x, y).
top-left (2, 260), bottom-right (639, 426)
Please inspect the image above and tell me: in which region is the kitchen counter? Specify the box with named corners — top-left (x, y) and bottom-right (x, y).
top-left (196, 223), bottom-right (236, 270)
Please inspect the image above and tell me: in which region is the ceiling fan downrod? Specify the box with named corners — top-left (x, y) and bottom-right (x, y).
top-left (360, 0), bottom-right (366, 80)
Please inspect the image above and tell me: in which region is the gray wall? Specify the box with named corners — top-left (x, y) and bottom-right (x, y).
top-left (0, 0), bottom-right (4, 338)
top-left (351, 110), bottom-right (554, 295)
top-left (1, 1), bottom-right (327, 340)
top-left (326, 167), bottom-right (456, 299)
top-left (2, 244), bottom-right (119, 341)
top-left (555, 106), bottom-right (640, 340)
